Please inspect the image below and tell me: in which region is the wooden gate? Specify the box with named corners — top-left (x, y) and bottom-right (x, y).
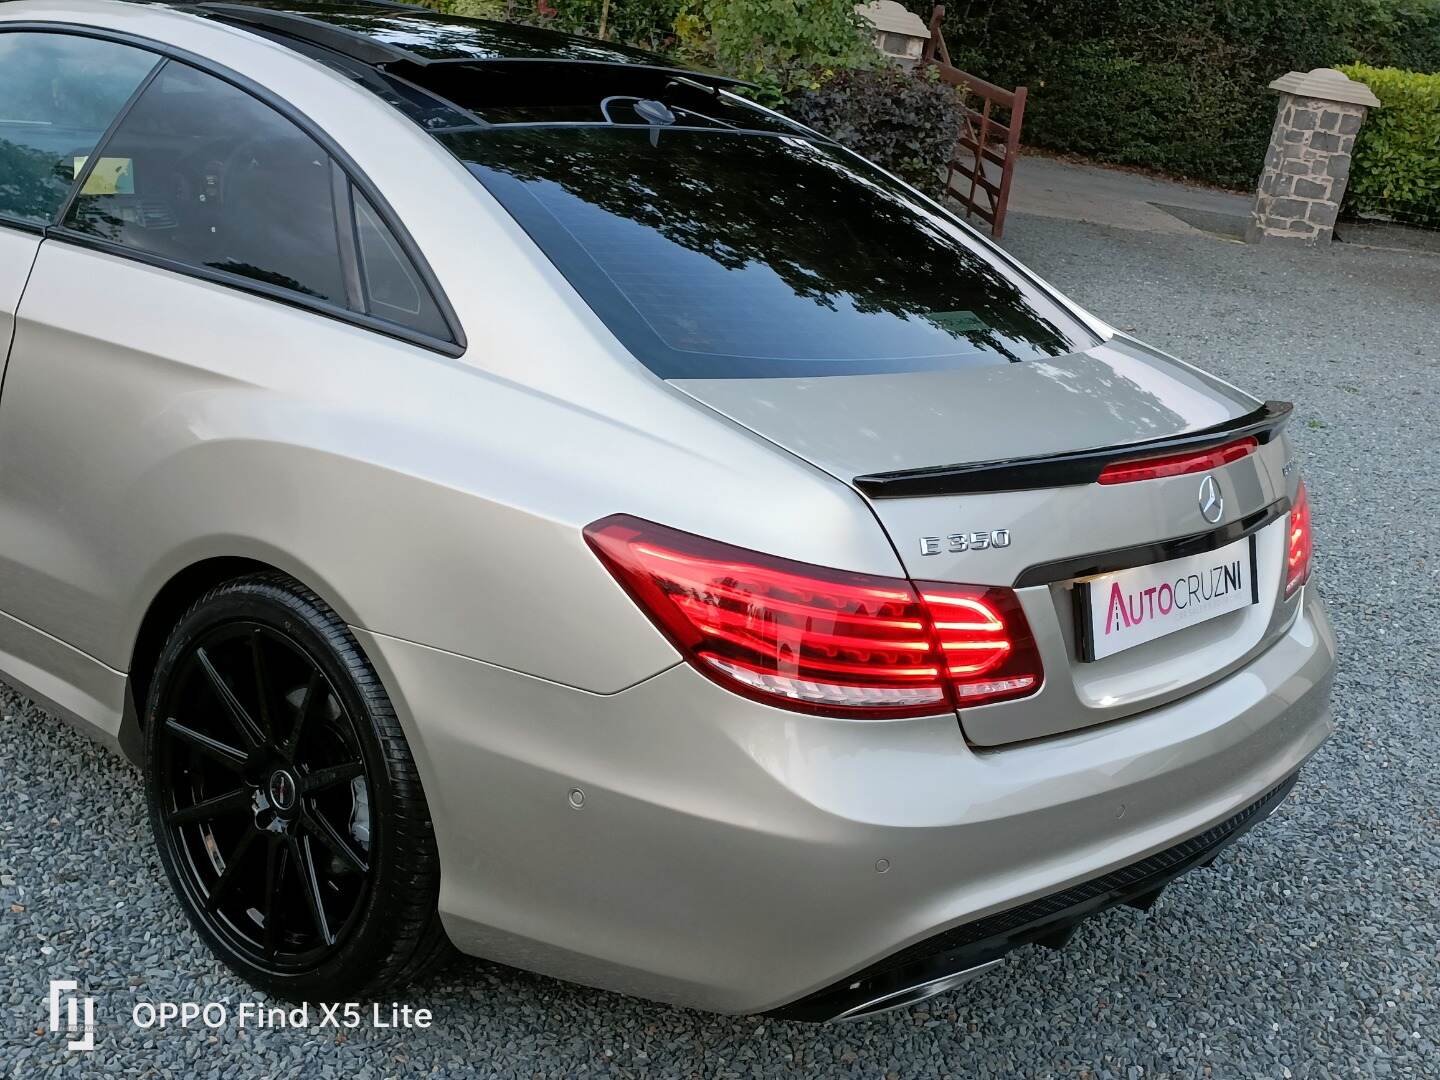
top-left (922, 5), bottom-right (1027, 239)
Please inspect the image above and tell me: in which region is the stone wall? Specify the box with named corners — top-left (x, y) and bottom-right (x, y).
top-left (1248, 93), bottom-right (1368, 245)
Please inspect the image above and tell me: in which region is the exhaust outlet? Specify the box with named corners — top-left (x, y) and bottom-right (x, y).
top-left (830, 959), bottom-right (1003, 1022)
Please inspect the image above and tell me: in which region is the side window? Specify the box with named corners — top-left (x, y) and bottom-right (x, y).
top-left (0, 33), bottom-right (158, 226)
top-left (352, 190), bottom-right (449, 339)
top-left (64, 61), bottom-right (346, 304)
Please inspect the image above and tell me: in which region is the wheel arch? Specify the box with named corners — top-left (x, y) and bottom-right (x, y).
top-left (119, 553), bottom-right (358, 764)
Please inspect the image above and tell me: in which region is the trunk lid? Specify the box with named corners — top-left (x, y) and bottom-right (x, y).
top-left (673, 337), bottom-right (1299, 745)
top-left (671, 338), bottom-right (1256, 481)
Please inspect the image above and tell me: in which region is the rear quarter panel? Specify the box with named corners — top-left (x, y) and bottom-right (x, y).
top-left (0, 242), bottom-right (901, 694)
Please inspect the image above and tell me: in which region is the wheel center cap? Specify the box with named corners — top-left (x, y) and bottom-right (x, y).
top-left (267, 770), bottom-right (298, 812)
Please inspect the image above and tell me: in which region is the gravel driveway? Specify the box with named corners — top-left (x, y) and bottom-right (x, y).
top-left (3, 213), bottom-right (1436, 1078)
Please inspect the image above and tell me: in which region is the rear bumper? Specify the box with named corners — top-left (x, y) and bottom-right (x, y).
top-left (355, 586), bottom-right (1335, 1016)
top-left (769, 770), bottom-right (1298, 1020)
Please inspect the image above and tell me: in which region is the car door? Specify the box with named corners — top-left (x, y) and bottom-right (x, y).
top-left (0, 227), bottom-right (38, 386)
top-left (0, 44), bottom-right (456, 674)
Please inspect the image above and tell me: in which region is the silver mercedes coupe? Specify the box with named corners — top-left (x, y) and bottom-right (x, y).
top-left (0, 0), bottom-right (1334, 1021)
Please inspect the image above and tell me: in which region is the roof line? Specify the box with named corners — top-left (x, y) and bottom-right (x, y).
top-left (195, 3), bottom-right (421, 64)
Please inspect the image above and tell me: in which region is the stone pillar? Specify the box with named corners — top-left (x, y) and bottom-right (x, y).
top-left (1247, 68), bottom-right (1380, 246)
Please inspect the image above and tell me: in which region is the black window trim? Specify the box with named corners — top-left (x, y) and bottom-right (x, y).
top-left (0, 22), bottom-right (467, 358)
top-left (0, 217), bottom-right (45, 238)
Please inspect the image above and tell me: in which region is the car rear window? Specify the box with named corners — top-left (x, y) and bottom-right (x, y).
top-left (447, 127), bottom-right (1093, 379)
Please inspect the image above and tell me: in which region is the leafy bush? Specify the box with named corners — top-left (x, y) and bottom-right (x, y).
top-left (912, 0), bottom-right (1440, 189)
top-left (423, 0), bottom-right (683, 52)
top-left (676, 0), bottom-right (873, 103)
top-left (426, 2), bottom-right (873, 102)
top-left (1338, 63), bottom-right (1440, 224)
top-left (425, 0), bottom-right (510, 20)
top-left (534, 0), bottom-right (685, 53)
top-left (787, 66), bottom-right (963, 195)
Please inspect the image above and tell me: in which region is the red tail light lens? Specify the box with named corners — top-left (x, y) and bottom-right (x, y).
top-left (1285, 480), bottom-right (1313, 597)
top-left (585, 515), bottom-right (1042, 718)
top-left (1097, 436), bottom-right (1258, 485)
top-left (917, 585), bottom-right (1042, 705)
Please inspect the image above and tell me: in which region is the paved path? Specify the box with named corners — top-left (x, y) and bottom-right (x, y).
top-left (1005, 155), bottom-right (1252, 238)
top-left (1003, 154), bottom-right (1440, 254)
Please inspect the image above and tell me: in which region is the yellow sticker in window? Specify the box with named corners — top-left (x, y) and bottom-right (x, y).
top-left (73, 156), bottom-right (135, 196)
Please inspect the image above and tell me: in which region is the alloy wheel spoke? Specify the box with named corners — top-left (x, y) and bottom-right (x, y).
top-left (302, 804), bottom-right (369, 875)
top-left (262, 834), bottom-right (287, 959)
top-left (281, 669), bottom-right (324, 762)
top-left (299, 760), bottom-right (363, 796)
top-left (196, 646), bottom-right (265, 751)
top-left (165, 718), bottom-right (249, 772)
top-left (206, 827), bottom-right (259, 913)
top-left (249, 630), bottom-right (274, 744)
top-left (287, 834), bottom-right (334, 946)
top-left (168, 786), bottom-right (253, 827)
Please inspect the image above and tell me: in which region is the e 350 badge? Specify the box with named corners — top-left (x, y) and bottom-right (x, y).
top-left (919, 529), bottom-right (1011, 556)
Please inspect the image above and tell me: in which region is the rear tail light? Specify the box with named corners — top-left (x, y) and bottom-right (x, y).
top-left (585, 515), bottom-right (1042, 718)
top-left (1097, 436), bottom-right (1258, 485)
top-left (1284, 480), bottom-right (1313, 598)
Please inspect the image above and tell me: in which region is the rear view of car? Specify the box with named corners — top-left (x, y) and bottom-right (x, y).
top-left (0, 0), bottom-right (1334, 1022)
top-left (427, 34), bottom-right (1334, 1019)
top-left (415, 42), bottom-right (1335, 1018)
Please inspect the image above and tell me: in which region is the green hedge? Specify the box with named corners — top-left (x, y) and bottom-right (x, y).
top-left (1338, 63), bottom-right (1440, 223)
top-left (912, 0), bottom-right (1440, 189)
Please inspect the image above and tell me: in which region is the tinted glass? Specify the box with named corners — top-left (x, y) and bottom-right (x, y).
top-left (353, 190), bottom-right (448, 338)
top-left (450, 129), bottom-right (1091, 379)
top-left (0, 33), bottom-right (157, 226)
top-left (406, 63), bottom-right (791, 129)
top-left (239, 30), bottom-right (479, 131)
top-left (65, 62), bottom-right (346, 303)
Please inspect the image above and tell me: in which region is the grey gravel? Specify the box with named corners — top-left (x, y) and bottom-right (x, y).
top-left (2, 212), bottom-right (1437, 1077)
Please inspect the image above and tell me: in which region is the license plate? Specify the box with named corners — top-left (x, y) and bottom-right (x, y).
top-left (1076, 535), bottom-right (1257, 661)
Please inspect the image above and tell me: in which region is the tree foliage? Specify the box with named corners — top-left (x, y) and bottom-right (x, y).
top-left (675, 0), bottom-right (873, 102)
top-left (429, 1), bottom-right (873, 101)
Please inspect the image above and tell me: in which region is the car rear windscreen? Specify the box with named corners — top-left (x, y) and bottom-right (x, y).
top-left (446, 127), bottom-right (1095, 379)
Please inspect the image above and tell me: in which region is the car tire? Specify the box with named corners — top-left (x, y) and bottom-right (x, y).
top-left (143, 571), bottom-right (451, 1000)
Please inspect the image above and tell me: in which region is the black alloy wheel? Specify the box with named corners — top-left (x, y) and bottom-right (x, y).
top-left (144, 573), bottom-right (449, 998)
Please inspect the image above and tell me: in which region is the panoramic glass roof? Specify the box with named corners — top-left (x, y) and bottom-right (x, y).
top-left (195, 1), bottom-right (780, 129)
